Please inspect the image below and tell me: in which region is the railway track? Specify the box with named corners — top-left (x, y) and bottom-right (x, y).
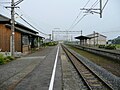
top-left (62, 45), bottom-right (113, 90)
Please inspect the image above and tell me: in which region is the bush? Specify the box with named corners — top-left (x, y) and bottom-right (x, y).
top-left (5, 56), bottom-right (14, 61)
top-left (98, 44), bottom-right (116, 50)
top-left (98, 45), bottom-right (105, 48)
top-left (116, 44), bottom-right (120, 49)
top-left (0, 54), bottom-right (15, 65)
top-left (48, 42), bottom-right (58, 46)
top-left (0, 54), bottom-right (5, 65)
top-left (43, 42), bottom-right (58, 46)
top-left (105, 44), bottom-right (116, 50)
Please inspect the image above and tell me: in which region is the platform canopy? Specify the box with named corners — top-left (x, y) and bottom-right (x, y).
top-left (75, 35), bottom-right (91, 40)
top-left (75, 35), bottom-right (92, 45)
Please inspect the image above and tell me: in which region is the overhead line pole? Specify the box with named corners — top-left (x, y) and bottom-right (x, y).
top-left (6, 0), bottom-right (24, 56)
top-left (52, 31), bottom-right (54, 41)
top-left (100, 0), bottom-right (102, 18)
top-left (11, 0), bottom-right (15, 56)
top-left (80, 0), bottom-right (105, 18)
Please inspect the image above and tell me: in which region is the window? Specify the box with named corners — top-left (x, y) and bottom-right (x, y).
top-left (22, 35), bottom-right (29, 45)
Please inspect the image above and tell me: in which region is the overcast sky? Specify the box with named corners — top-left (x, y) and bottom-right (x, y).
top-left (1, 0), bottom-right (120, 40)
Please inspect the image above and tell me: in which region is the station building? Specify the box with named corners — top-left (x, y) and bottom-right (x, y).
top-left (75, 32), bottom-right (107, 46)
top-left (86, 32), bottom-right (107, 45)
top-left (0, 14), bottom-right (44, 56)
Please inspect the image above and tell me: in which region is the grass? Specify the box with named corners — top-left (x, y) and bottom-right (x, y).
top-left (116, 44), bottom-right (120, 49)
top-left (0, 54), bottom-right (14, 65)
top-left (68, 46), bottom-right (120, 77)
top-left (0, 54), bottom-right (5, 65)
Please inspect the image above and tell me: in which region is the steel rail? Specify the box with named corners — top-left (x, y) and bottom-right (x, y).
top-left (61, 45), bottom-right (113, 90)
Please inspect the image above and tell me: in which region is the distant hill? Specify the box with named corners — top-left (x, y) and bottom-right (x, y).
top-left (112, 36), bottom-right (120, 44)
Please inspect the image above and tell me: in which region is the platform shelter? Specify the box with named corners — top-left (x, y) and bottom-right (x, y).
top-left (75, 35), bottom-right (91, 46)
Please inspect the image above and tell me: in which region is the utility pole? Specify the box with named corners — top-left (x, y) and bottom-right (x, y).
top-left (93, 31), bottom-right (95, 47)
top-left (11, 0), bottom-right (15, 56)
top-left (80, 0), bottom-right (108, 18)
top-left (6, 0), bottom-right (24, 56)
top-left (66, 30), bottom-right (68, 41)
top-left (52, 31), bottom-right (54, 41)
top-left (49, 34), bottom-right (51, 41)
top-left (97, 33), bottom-right (99, 45)
top-left (81, 30), bottom-right (82, 36)
top-left (100, 0), bottom-right (102, 18)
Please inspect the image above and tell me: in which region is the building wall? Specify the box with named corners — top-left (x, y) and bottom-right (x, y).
top-left (0, 24), bottom-right (22, 52)
top-left (0, 23), bottom-right (40, 54)
top-left (87, 33), bottom-right (106, 45)
top-left (0, 24), bottom-right (11, 51)
top-left (15, 31), bottom-right (21, 52)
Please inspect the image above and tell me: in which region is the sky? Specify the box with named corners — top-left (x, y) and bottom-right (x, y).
top-left (0, 0), bottom-right (120, 40)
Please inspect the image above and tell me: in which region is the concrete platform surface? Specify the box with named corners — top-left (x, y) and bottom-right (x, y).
top-left (0, 46), bottom-right (62, 90)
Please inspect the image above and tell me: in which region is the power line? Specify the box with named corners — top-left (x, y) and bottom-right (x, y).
top-left (81, 0), bottom-right (109, 18)
top-left (81, 0), bottom-right (100, 14)
top-left (2, 2), bottom-right (49, 36)
top-left (68, 0), bottom-right (91, 30)
top-left (5, 0), bottom-right (23, 56)
top-left (70, 14), bottom-right (88, 30)
top-left (16, 8), bottom-right (50, 36)
top-left (68, 0), bottom-right (103, 30)
top-left (91, 0), bottom-right (99, 8)
top-left (5, 7), bottom-right (49, 36)
top-left (15, 13), bottom-right (49, 36)
top-left (102, 0), bottom-right (108, 10)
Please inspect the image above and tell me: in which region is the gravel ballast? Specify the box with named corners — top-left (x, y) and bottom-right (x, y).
top-left (67, 47), bottom-right (120, 90)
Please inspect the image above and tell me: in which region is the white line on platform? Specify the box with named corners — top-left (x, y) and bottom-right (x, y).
top-left (48, 46), bottom-right (59, 90)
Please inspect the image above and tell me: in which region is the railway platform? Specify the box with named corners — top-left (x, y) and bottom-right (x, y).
top-left (0, 46), bottom-right (62, 90)
top-left (0, 45), bottom-right (120, 90)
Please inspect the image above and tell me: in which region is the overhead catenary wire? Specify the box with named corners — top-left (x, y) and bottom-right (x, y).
top-left (68, 0), bottom-right (91, 30)
top-left (82, 0), bottom-right (100, 14)
top-left (82, 0), bottom-right (109, 17)
top-left (68, 0), bottom-right (99, 30)
top-left (102, 0), bottom-right (108, 10)
top-left (90, 0), bottom-right (99, 8)
top-left (68, 0), bottom-right (103, 30)
top-left (85, 0), bottom-right (100, 14)
top-left (70, 14), bottom-right (88, 30)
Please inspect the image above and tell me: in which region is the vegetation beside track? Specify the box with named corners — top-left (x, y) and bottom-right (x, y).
top-left (68, 45), bottom-right (120, 77)
top-left (42, 41), bottom-right (58, 47)
top-left (98, 44), bottom-right (120, 50)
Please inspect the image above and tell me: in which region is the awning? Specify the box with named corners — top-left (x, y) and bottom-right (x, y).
top-left (75, 35), bottom-right (92, 40)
